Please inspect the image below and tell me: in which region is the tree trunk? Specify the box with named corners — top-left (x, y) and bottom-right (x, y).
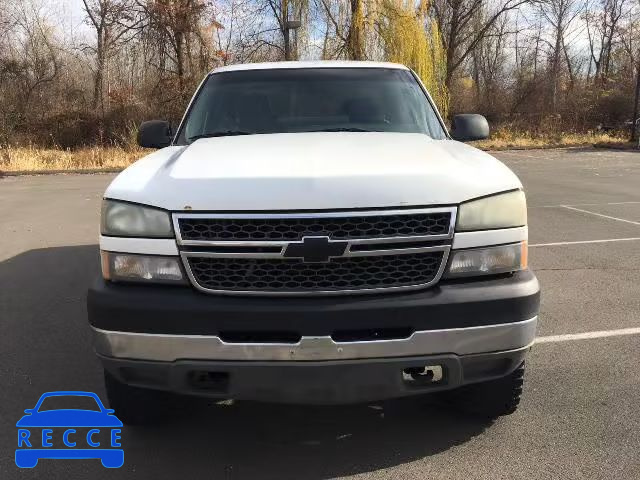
top-left (284, 27), bottom-right (292, 60)
top-left (632, 61), bottom-right (640, 143)
top-left (348, 0), bottom-right (365, 60)
top-left (282, 0), bottom-right (292, 60)
top-left (444, 2), bottom-right (460, 88)
top-left (93, 60), bottom-right (104, 113)
top-left (93, 28), bottom-right (105, 115)
top-left (472, 51), bottom-right (481, 105)
top-left (551, 27), bottom-right (562, 113)
top-left (175, 30), bottom-right (185, 98)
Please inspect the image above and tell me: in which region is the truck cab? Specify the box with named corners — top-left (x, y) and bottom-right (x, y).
top-left (89, 61), bottom-right (539, 424)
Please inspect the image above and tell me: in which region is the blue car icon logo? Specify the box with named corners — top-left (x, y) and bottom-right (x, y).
top-left (16, 391), bottom-right (123, 468)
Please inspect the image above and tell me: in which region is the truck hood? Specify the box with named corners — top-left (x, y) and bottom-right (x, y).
top-left (105, 132), bottom-right (522, 211)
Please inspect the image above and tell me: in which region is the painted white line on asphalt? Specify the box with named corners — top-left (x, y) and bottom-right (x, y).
top-left (567, 201), bottom-right (640, 207)
top-left (530, 237), bottom-right (640, 247)
top-left (536, 328), bottom-right (640, 344)
top-left (561, 205), bottom-right (640, 226)
top-left (532, 201), bottom-right (640, 208)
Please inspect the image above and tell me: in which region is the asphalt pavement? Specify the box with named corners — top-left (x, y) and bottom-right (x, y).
top-left (1, 147), bottom-right (639, 479)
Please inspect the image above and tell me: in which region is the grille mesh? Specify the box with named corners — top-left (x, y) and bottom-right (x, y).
top-left (187, 251), bottom-right (444, 293)
top-left (179, 212), bottom-right (451, 242)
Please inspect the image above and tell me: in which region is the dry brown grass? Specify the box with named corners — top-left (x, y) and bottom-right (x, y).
top-left (0, 145), bottom-right (147, 173)
top-left (0, 132), bottom-right (634, 174)
top-left (473, 130), bottom-right (629, 150)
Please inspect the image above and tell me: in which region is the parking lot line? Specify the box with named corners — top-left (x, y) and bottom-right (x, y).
top-left (536, 327), bottom-right (640, 344)
top-left (532, 201), bottom-right (640, 208)
top-left (561, 206), bottom-right (640, 226)
top-left (530, 237), bottom-right (640, 247)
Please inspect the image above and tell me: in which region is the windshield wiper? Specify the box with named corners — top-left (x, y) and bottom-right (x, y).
top-left (306, 127), bottom-right (377, 133)
top-left (188, 131), bottom-right (252, 141)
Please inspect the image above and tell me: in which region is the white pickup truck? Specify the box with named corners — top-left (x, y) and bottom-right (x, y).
top-left (88, 61), bottom-right (539, 425)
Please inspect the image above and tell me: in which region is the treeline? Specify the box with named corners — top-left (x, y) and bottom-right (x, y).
top-left (0, 0), bottom-right (639, 148)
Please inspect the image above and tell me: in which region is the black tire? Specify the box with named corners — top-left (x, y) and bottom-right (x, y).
top-left (440, 362), bottom-right (525, 419)
top-left (103, 371), bottom-right (173, 425)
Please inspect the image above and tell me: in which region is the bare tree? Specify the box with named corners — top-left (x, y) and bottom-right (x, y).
top-left (315, 0), bottom-right (349, 58)
top-left (81, 0), bottom-right (137, 114)
top-left (3, 0), bottom-right (640, 147)
top-left (210, 0), bottom-right (245, 64)
top-left (135, 0), bottom-right (214, 100)
top-left (431, 0), bottom-right (534, 86)
top-left (257, 0), bottom-right (309, 60)
top-left (347, 0), bottom-right (366, 59)
top-left (539, 0), bottom-right (581, 111)
top-left (470, 14), bottom-right (510, 112)
top-left (3, 0), bottom-right (60, 113)
top-left (586, 0), bottom-right (629, 83)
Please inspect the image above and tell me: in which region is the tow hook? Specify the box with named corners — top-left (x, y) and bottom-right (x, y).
top-left (402, 365), bottom-right (444, 385)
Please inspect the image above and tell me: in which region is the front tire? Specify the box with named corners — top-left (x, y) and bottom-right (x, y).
top-left (440, 361), bottom-right (525, 419)
top-left (104, 371), bottom-right (173, 425)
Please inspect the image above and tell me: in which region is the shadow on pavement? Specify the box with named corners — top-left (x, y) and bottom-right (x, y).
top-left (127, 397), bottom-right (491, 479)
top-left (1, 245), bottom-right (490, 479)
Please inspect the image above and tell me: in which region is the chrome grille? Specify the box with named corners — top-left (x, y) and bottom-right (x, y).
top-left (186, 251), bottom-right (445, 293)
top-left (177, 211), bottom-right (452, 242)
top-left (174, 208), bottom-right (455, 296)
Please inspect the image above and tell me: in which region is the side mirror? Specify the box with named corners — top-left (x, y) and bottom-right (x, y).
top-left (451, 114), bottom-right (490, 142)
top-left (138, 120), bottom-right (173, 149)
top-left (24, 409), bottom-right (34, 414)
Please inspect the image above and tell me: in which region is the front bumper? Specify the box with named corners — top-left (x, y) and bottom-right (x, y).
top-left (93, 317), bottom-right (536, 362)
top-left (89, 270), bottom-right (539, 403)
top-left (99, 348), bottom-right (529, 404)
top-left (88, 270), bottom-right (539, 335)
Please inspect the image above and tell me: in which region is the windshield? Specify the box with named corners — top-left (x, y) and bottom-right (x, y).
top-left (176, 68), bottom-right (446, 144)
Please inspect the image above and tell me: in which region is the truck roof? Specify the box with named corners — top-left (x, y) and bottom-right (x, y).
top-left (211, 60), bottom-right (409, 74)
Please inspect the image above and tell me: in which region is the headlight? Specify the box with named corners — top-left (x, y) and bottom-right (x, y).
top-left (457, 190), bottom-right (526, 231)
top-left (101, 252), bottom-right (186, 284)
top-left (445, 242), bottom-right (527, 278)
top-left (101, 200), bottom-right (173, 237)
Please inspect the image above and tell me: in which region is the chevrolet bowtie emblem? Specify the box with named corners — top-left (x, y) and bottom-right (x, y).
top-left (283, 236), bottom-right (348, 263)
